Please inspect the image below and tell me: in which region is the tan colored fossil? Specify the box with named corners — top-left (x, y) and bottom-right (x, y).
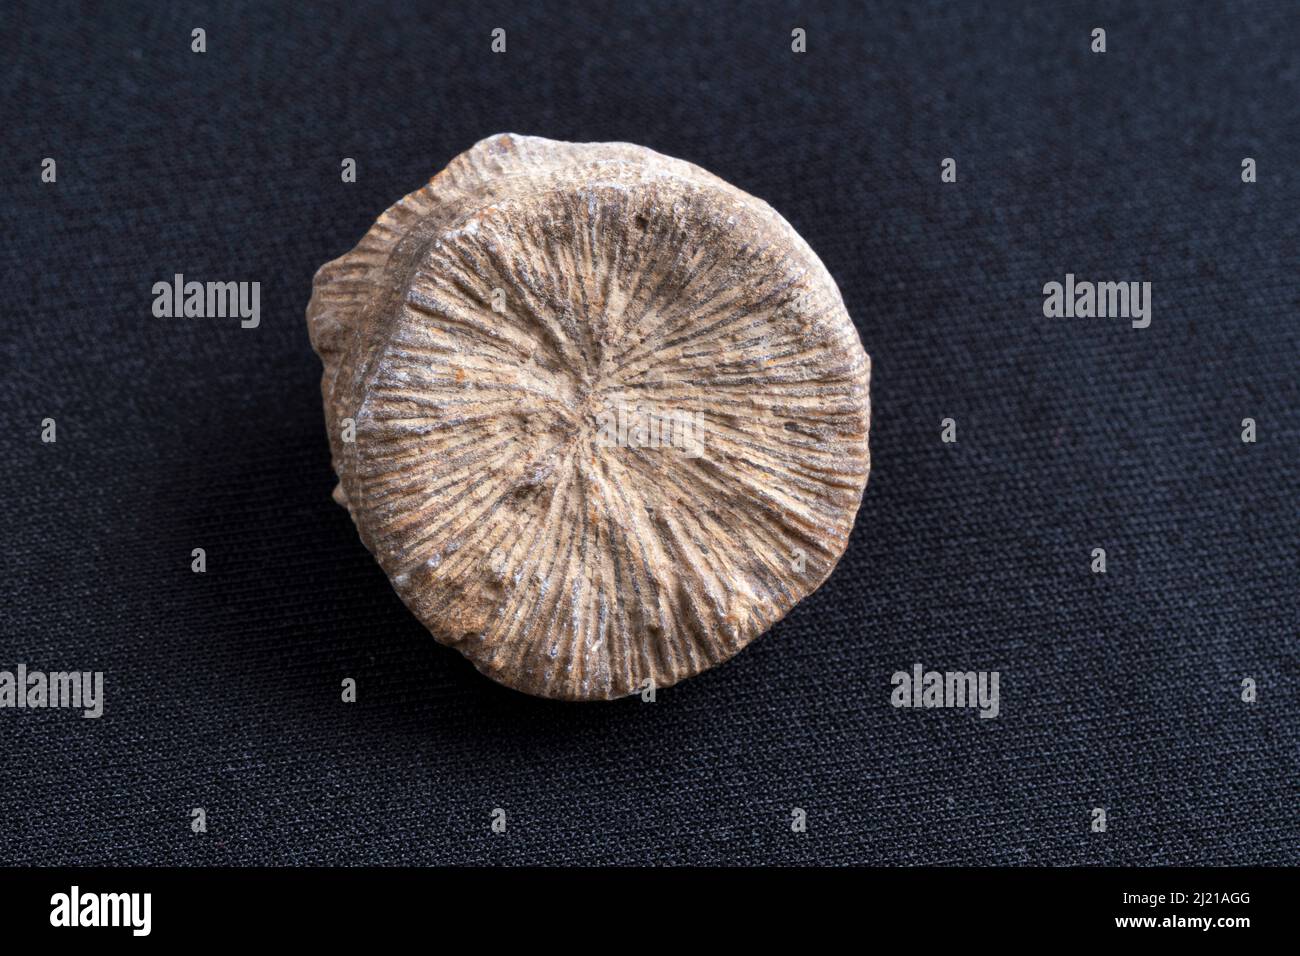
top-left (306, 133), bottom-right (871, 701)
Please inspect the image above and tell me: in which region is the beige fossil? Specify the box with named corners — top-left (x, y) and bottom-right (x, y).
top-left (306, 133), bottom-right (871, 701)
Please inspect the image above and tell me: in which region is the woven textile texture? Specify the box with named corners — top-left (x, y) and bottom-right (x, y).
top-left (1, 0), bottom-right (1297, 865)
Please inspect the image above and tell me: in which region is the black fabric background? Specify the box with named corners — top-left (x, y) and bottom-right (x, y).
top-left (2, 0), bottom-right (1297, 865)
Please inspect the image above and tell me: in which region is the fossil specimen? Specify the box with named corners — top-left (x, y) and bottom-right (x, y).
top-left (306, 134), bottom-right (871, 701)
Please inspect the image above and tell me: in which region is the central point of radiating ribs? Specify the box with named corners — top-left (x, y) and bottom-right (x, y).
top-left (537, 348), bottom-right (619, 439)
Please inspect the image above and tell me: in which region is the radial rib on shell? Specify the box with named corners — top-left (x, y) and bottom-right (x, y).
top-left (306, 133), bottom-right (871, 701)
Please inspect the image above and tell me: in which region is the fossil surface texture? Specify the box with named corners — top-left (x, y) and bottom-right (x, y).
top-left (306, 133), bottom-right (871, 701)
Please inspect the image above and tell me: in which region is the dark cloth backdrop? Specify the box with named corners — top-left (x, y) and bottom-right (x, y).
top-left (2, 0), bottom-right (1297, 865)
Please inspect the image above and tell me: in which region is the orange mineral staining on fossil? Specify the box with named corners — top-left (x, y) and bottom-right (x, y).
top-left (306, 134), bottom-right (871, 700)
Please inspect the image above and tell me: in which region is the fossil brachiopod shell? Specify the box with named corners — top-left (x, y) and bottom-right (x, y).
top-left (306, 134), bottom-right (870, 701)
